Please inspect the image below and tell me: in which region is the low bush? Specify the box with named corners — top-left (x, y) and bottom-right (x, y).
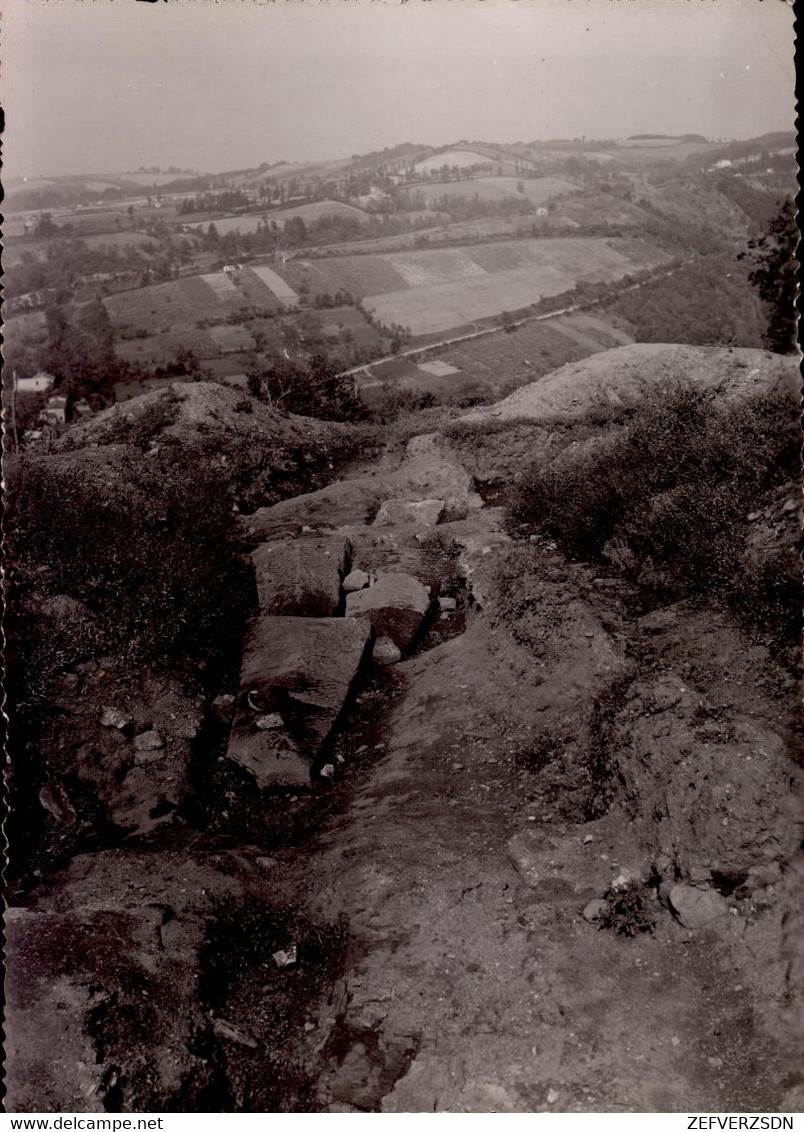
top-left (364, 386), bottom-right (437, 424)
top-left (598, 880), bottom-right (657, 937)
top-left (511, 379), bottom-right (800, 651)
top-left (5, 448), bottom-right (251, 673)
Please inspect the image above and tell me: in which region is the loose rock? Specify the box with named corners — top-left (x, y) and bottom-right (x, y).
top-left (210, 693), bottom-right (235, 725)
top-left (583, 899), bottom-right (609, 924)
top-left (343, 568), bottom-right (372, 593)
top-left (374, 636), bottom-right (402, 665)
top-left (668, 884), bottom-right (729, 929)
top-left (134, 730), bottom-right (164, 752)
top-left (273, 945), bottom-right (298, 968)
top-left (247, 480), bottom-right (381, 540)
top-left (346, 572), bottom-right (430, 652)
top-left (101, 707), bottom-right (132, 730)
top-left (228, 722), bottom-right (311, 790)
top-left (212, 1018), bottom-right (258, 1049)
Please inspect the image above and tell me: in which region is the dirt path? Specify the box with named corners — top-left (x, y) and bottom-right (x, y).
top-left (299, 628), bottom-right (783, 1112)
top-left (237, 434), bottom-right (799, 1112)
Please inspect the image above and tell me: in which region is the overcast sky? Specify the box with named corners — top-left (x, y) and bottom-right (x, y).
top-left (2, 0), bottom-right (796, 179)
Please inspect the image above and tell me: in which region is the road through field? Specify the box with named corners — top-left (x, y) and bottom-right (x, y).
top-left (340, 263), bottom-right (687, 384)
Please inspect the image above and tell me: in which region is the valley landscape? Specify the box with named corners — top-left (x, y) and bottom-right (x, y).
top-left (2, 0), bottom-right (800, 1118)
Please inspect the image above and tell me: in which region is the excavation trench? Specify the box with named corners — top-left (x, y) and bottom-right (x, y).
top-left (6, 427), bottom-right (801, 1113)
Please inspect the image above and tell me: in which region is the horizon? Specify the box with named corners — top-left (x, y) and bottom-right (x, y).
top-left (6, 126), bottom-right (796, 186)
top-left (2, 0), bottom-right (796, 182)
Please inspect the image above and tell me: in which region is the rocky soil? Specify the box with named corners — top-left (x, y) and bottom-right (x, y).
top-left (5, 347), bottom-right (802, 1113)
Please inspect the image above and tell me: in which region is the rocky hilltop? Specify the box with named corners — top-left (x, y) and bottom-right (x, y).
top-left (5, 345), bottom-right (801, 1112)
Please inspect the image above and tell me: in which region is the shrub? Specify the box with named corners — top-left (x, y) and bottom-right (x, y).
top-left (366, 386), bottom-right (437, 424)
top-left (6, 449), bottom-right (252, 672)
top-left (598, 880), bottom-right (657, 937)
top-left (511, 379), bottom-right (800, 650)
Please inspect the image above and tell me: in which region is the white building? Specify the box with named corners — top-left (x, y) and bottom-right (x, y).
top-left (40, 395), bottom-right (68, 426)
top-left (17, 371), bottom-right (55, 395)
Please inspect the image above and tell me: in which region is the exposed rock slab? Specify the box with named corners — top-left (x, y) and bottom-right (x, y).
top-left (251, 533), bottom-right (350, 617)
top-left (432, 508), bottom-right (512, 607)
top-left (346, 573), bottom-right (431, 653)
top-left (227, 719), bottom-right (312, 790)
top-left (228, 616), bottom-right (372, 783)
top-left (246, 480), bottom-right (381, 541)
top-left (339, 525), bottom-right (445, 589)
top-left (373, 498), bottom-right (445, 529)
top-left (463, 345), bottom-right (799, 425)
top-left (386, 433), bottom-right (482, 519)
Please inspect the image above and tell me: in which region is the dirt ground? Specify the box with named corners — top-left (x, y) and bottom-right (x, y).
top-left (5, 351), bottom-right (802, 1113)
top-left (279, 539), bottom-right (801, 1111)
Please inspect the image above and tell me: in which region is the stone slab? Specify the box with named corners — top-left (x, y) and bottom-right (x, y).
top-left (246, 480), bottom-right (381, 541)
top-left (251, 533), bottom-right (350, 617)
top-left (373, 498), bottom-right (445, 529)
top-left (228, 616), bottom-right (372, 780)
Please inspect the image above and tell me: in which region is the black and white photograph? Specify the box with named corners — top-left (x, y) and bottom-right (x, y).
top-left (1, 0), bottom-right (800, 1116)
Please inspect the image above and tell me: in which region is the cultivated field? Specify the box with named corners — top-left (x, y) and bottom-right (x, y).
top-left (82, 231), bottom-right (162, 252)
top-left (268, 236), bottom-right (669, 336)
top-left (115, 328), bottom-right (218, 366)
top-left (199, 272), bottom-right (242, 299)
top-left (5, 227), bottom-right (163, 258)
top-left (384, 249), bottom-right (486, 287)
top-left (185, 200), bottom-right (367, 236)
top-left (113, 172), bottom-right (201, 187)
top-left (207, 324), bottom-right (256, 353)
top-left (316, 306), bottom-right (385, 351)
top-left (233, 268), bottom-right (285, 310)
top-left (360, 237), bottom-right (668, 335)
top-left (112, 298), bottom-right (386, 375)
top-left (4, 312), bottom-right (48, 339)
top-left (248, 265), bottom-right (299, 307)
top-left (359, 310), bottom-right (634, 401)
top-left (405, 176), bottom-right (578, 206)
top-left (280, 256), bottom-right (407, 298)
top-left (413, 149), bottom-right (494, 172)
top-left (58, 209), bottom-right (178, 234)
top-left (598, 140), bottom-right (719, 165)
top-left (104, 271), bottom-right (273, 332)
